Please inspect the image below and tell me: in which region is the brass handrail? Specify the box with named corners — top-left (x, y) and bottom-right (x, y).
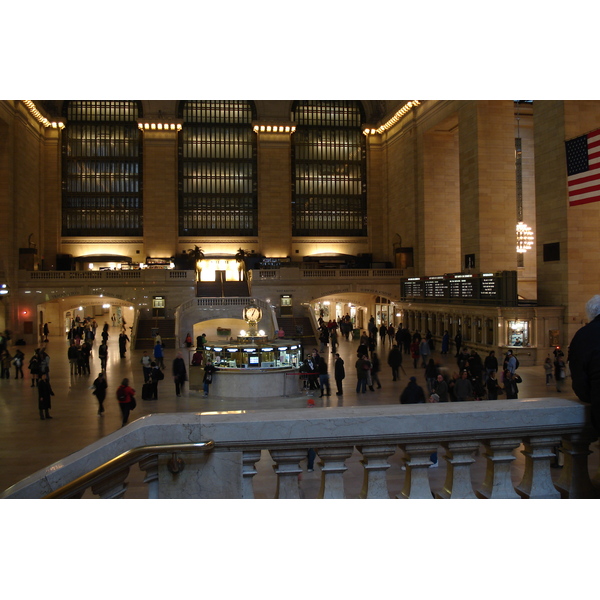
top-left (43, 440), bottom-right (215, 499)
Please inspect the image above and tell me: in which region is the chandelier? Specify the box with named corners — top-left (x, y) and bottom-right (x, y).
top-left (516, 221), bottom-right (534, 253)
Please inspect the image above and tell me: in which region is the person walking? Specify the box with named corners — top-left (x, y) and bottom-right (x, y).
top-left (485, 371), bottom-right (503, 400)
top-left (504, 371), bottom-right (523, 399)
top-left (202, 359), bottom-right (218, 398)
top-left (334, 353), bottom-right (345, 395)
top-left (98, 342), bottom-right (108, 372)
top-left (172, 351), bottom-right (187, 397)
top-left (28, 349), bottom-right (41, 387)
top-left (554, 351), bottom-right (566, 392)
top-left (355, 354), bottom-right (370, 393)
top-left (370, 352), bottom-right (382, 389)
top-left (387, 344), bottom-right (403, 381)
top-left (12, 349), bottom-right (25, 379)
top-left (410, 339), bottom-right (420, 369)
top-left (92, 371), bottom-right (108, 415)
top-left (141, 350), bottom-right (152, 382)
top-left (37, 372), bottom-right (54, 420)
top-left (149, 362), bottom-right (164, 399)
top-left (400, 376), bottom-right (426, 404)
top-left (153, 339), bottom-right (165, 370)
top-left (317, 358), bottom-right (331, 397)
top-left (118, 331), bottom-right (130, 358)
top-left (116, 378), bottom-right (136, 427)
top-left (453, 370), bottom-right (473, 402)
top-left (433, 374), bottom-right (449, 402)
top-left (543, 356), bottom-right (553, 386)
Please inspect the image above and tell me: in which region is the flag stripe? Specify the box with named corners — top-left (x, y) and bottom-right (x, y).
top-left (566, 128), bottom-right (600, 206)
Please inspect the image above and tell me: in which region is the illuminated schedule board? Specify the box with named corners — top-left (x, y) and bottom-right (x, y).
top-left (401, 271), bottom-right (518, 306)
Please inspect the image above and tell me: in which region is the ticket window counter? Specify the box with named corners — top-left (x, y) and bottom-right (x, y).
top-left (507, 320), bottom-right (530, 347)
top-left (203, 343), bottom-right (302, 369)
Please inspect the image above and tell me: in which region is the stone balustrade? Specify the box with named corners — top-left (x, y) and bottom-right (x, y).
top-left (1, 398), bottom-right (598, 499)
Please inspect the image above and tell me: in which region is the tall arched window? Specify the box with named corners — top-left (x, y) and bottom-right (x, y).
top-left (292, 101), bottom-right (367, 236)
top-left (62, 101), bottom-right (143, 236)
top-left (178, 101), bottom-right (257, 236)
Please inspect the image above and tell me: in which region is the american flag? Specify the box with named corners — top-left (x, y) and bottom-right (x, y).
top-left (566, 128), bottom-right (600, 206)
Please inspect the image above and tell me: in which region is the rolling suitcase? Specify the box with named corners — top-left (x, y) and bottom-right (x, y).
top-left (142, 381), bottom-right (154, 400)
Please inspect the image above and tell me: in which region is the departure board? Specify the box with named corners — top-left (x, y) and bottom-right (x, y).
top-left (401, 271), bottom-right (517, 306)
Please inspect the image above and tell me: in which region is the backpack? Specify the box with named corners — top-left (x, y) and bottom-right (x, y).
top-left (117, 387), bottom-right (127, 402)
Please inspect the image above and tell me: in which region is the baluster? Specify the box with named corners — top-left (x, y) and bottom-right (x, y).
top-left (357, 445), bottom-right (396, 499)
top-left (90, 466), bottom-right (131, 499)
top-left (515, 435), bottom-right (561, 499)
top-left (476, 438), bottom-right (521, 499)
top-left (270, 449), bottom-right (306, 499)
top-left (554, 431), bottom-right (598, 499)
top-left (436, 441), bottom-right (479, 499)
top-left (398, 442), bottom-right (438, 499)
top-left (316, 446), bottom-right (353, 499)
top-left (139, 455), bottom-right (159, 499)
top-left (241, 450), bottom-right (262, 499)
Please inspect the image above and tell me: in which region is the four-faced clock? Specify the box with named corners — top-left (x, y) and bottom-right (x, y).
top-left (244, 305), bottom-right (262, 323)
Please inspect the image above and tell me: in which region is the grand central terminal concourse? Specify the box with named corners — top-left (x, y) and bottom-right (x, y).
top-left (1, 99), bottom-right (599, 503)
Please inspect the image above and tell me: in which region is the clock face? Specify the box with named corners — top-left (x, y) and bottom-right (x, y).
top-left (246, 307), bottom-right (261, 321)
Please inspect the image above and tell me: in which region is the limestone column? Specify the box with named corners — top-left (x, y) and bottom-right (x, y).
top-left (255, 127), bottom-right (294, 258)
top-left (141, 127), bottom-right (179, 259)
top-left (457, 101), bottom-right (517, 273)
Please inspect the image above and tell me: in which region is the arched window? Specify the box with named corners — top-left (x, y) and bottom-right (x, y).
top-left (178, 101), bottom-right (257, 236)
top-left (62, 101), bottom-right (143, 236)
top-left (292, 101), bottom-right (367, 236)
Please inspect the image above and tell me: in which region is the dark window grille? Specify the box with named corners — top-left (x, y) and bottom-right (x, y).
top-left (178, 101), bottom-right (257, 236)
top-left (292, 101), bottom-right (367, 236)
top-left (62, 101), bottom-right (143, 236)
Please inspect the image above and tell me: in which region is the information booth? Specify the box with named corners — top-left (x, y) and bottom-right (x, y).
top-left (188, 339), bottom-right (303, 398)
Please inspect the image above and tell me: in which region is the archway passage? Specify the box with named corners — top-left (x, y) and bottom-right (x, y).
top-left (36, 295), bottom-right (137, 346)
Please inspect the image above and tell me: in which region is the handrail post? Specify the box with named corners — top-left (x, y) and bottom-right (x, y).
top-left (554, 431), bottom-right (598, 498)
top-left (476, 438), bottom-right (521, 499)
top-left (515, 435), bottom-right (562, 499)
top-left (139, 456), bottom-right (159, 499)
top-left (270, 449), bottom-right (305, 499)
top-left (316, 446), bottom-right (354, 499)
top-left (357, 445), bottom-right (396, 499)
top-left (242, 451), bottom-right (262, 499)
top-left (398, 442), bottom-right (438, 499)
top-left (90, 467), bottom-right (131, 499)
top-left (436, 440), bottom-right (479, 499)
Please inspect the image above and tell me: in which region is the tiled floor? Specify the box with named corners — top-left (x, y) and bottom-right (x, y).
top-left (0, 327), bottom-right (597, 498)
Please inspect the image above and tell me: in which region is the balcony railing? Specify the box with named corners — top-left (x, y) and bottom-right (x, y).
top-left (254, 267), bottom-right (404, 281)
top-left (1, 397), bottom-right (598, 499)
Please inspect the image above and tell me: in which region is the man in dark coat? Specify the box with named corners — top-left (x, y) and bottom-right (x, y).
top-left (38, 373), bottom-right (54, 420)
top-left (400, 376), bottom-right (426, 404)
top-left (387, 344), bottom-right (402, 381)
top-left (334, 353), bottom-right (345, 396)
top-left (172, 351), bottom-right (187, 397)
top-left (568, 294), bottom-right (600, 434)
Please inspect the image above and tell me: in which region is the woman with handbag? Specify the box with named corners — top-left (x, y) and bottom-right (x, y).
top-left (116, 378), bottom-right (136, 427)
